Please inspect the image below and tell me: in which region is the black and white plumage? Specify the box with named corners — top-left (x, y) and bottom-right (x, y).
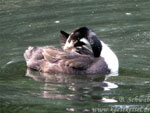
top-left (24, 27), bottom-right (119, 75)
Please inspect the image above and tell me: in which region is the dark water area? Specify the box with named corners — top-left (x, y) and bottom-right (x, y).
top-left (0, 0), bottom-right (150, 113)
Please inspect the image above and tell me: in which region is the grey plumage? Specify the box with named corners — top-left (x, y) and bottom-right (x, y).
top-left (24, 27), bottom-right (112, 75)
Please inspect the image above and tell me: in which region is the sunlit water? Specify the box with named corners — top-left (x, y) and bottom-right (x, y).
top-left (0, 0), bottom-right (150, 113)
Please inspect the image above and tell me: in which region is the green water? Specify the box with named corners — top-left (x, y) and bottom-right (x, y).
top-left (0, 0), bottom-right (150, 113)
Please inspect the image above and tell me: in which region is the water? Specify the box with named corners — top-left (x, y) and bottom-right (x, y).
top-left (0, 0), bottom-right (150, 113)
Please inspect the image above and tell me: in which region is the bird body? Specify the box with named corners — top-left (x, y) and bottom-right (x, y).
top-left (24, 27), bottom-right (119, 75)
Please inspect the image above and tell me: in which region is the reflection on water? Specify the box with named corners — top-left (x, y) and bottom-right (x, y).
top-left (26, 68), bottom-right (118, 103)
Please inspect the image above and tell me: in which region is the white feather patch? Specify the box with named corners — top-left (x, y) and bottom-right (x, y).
top-left (101, 41), bottom-right (119, 75)
top-left (80, 38), bottom-right (90, 45)
top-left (63, 40), bottom-right (74, 50)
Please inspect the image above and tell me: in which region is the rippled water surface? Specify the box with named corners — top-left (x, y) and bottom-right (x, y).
top-left (0, 0), bottom-right (150, 113)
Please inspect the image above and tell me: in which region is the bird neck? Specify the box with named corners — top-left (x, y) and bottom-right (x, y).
top-left (88, 34), bottom-right (102, 57)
